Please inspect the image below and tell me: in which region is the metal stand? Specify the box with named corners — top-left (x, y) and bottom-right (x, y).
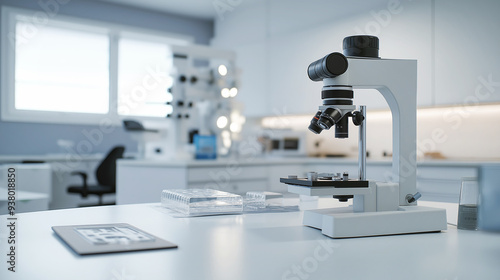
top-left (358, 105), bottom-right (366, 180)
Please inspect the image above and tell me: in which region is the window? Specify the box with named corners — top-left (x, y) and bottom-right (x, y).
top-left (1, 7), bottom-right (191, 125)
top-left (117, 37), bottom-right (174, 117)
top-left (15, 21), bottom-right (110, 114)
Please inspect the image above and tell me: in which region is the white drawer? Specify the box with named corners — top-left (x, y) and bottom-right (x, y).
top-left (417, 166), bottom-right (477, 180)
top-left (187, 166), bottom-right (268, 183)
top-left (305, 164), bottom-right (359, 177)
top-left (366, 165), bottom-right (392, 181)
top-left (417, 178), bottom-right (461, 203)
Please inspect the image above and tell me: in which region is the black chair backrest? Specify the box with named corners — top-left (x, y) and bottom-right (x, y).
top-left (96, 146), bottom-right (125, 189)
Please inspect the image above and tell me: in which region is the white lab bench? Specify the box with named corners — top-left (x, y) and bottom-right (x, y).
top-left (0, 188), bottom-right (49, 214)
top-left (0, 164), bottom-right (52, 213)
top-left (116, 157), bottom-right (306, 204)
top-left (0, 199), bottom-right (498, 280)
top-left (0, 155), bottom-right (111, 209)
top-left (116, 157), bottom-right (498, 205)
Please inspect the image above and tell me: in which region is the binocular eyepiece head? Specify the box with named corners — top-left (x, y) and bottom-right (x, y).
top-left (307, 52), bottom-right (348, 82)
top-left (307, 35), bottom-right (380, 82)
top-left (307, 35), bottom-right (375, 138)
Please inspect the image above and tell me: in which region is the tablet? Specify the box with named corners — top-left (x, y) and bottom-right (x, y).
top-left (52, 223), bottom-right (177, 255)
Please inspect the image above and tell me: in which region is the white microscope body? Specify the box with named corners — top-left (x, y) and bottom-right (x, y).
top-left (281, 36), bottom-right (447, 238)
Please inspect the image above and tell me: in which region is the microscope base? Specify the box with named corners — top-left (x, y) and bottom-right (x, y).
top-left (303, 206), bottom-right (447, 238)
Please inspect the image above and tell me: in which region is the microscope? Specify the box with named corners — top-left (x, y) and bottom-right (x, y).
top-left (280, 35), bottom-right (447, 238)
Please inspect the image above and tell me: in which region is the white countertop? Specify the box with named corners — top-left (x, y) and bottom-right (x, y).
top-left (2, 153), bottom-right (498, 167)
top-left (117, 156), bottom-right (500, 168)
top-left (1, 199), bottom-right (499, 280)
top-left (0, 153), bottom-right (104, 163)
top-left (0, 188), bottom-right (48, 202)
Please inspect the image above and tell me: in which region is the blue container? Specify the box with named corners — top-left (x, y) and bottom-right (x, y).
top-left (194, 134), bottom-right (217, 160)
top-left (478, 164), bottom-right (500, 232)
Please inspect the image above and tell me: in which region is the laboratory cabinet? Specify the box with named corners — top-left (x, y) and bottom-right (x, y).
top-left (266, 163), bottom-right (305, 193)
top-left (213, 0), bottom-right (500, 118)
top-left (307, 160), bottom-right (483, 203)
top-left (0, 163), bottom-right (51, 213)
top-left (115, 159), bottom-right (297, 204)
top-left (116, 159), bottom-right (306, 204)
top-left (186, 165), bottom-right (269, 193)
top-left (305, 162), bottom-right (392, 183)
top-left (434, 0), bottom-right (500, 105)
top-left (116, 158), bottom-right (493, 205)
top-left (416, 165), bottom-right (478, 203)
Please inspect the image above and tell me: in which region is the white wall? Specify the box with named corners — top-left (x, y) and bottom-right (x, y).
top-left (212, 0), bottom-right (500, 118)
top-left (434, 0), bottom-right (500, 105)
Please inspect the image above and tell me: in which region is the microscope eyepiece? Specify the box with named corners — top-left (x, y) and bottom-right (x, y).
top-left (307, 52), bottom-right (348, 82)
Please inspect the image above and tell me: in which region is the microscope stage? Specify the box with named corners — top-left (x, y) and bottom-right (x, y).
top-left (280, 177), bottom-right (369, 188)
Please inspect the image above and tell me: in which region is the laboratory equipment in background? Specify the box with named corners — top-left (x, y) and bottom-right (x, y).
top-left (280, 35), bottom-right (447, 238)
top-left (123, 120), bottom-right (172, 159)
top-left (259, 129), bottom-right (307, 157)
top-left (123, 44), bottom-right (245, 160)
top-left (193, 134), bottom-right (217, 159)
top-left (457, 177), bottom-right (479, 230)
top-left (167, 45), bottom-right (245, 159)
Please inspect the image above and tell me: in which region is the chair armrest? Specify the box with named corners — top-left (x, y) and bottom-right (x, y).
top-left (70, 171), bottom-right (89, 196)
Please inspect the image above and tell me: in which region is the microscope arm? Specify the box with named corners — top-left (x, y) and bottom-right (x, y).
top-left (324, 58), bottom-right (418, 206)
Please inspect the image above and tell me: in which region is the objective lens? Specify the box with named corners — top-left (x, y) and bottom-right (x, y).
top-left (317, 108), bottom-right (342, 130)
top-left (308, 111), bottom-right (323, 134)
top-left (335, 116), bottom-right (349, 138)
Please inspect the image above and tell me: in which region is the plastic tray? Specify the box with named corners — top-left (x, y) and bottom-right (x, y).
top-left (161, 189), bottom-right (243, 216)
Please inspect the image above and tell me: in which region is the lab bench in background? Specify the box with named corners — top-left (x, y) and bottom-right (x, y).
top-left (116, 158), bottom-right (304, 204)
top-left (0, 163), bottom-right (51, 213)
top-left (0, 154), bottom-right (112, 209)
top-left (116, 158), bottom-right (497, 205)
top-left (306, 159), bottom-right (482, 203)
top-left (416, 164), bottom-right (478, 203)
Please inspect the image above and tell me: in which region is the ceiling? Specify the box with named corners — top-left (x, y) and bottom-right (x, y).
top-left (95, 0), bottom-right (392, 22)
top-left (95, 0), bottom-right (218, 20)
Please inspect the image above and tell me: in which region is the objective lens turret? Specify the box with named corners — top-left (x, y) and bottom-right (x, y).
top-left (317, 107), bottom-right (343, 130)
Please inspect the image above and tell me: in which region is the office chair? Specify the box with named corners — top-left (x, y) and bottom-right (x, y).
top-left (67, 146), bottom-right (125, 206)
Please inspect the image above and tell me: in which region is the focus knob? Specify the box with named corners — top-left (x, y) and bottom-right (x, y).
top-left (343, 35), bottom-right (379, 58)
